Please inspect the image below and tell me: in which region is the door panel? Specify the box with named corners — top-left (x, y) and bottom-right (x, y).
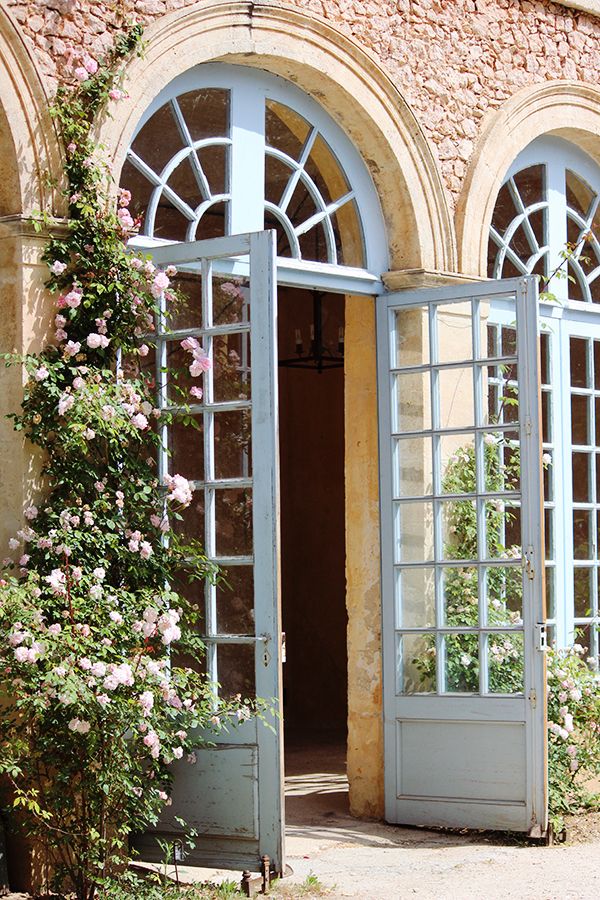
top-left (132, 232), bottom-right (284, 872)
top-left (378, 277), bottom-right (548, 834)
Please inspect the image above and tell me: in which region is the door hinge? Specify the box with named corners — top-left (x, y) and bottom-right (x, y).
top-left (523, 545), bottom-right (535, 580)
top-left (535, 623), bottom-right (547, 653)
top-left (525, 417), bottom-right (532, 437)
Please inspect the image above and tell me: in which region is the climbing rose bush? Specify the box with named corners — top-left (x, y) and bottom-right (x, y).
top-left (547, 645), bottom-right (600, 830)
top-left (0, 26), bottom-right (250, 900)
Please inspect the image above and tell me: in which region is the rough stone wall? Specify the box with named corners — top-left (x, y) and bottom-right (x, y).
top-left (5, 0), bottom-right (600, 204)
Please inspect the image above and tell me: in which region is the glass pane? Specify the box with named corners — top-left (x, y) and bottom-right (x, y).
top-left (440, 433), bottom-right (475, 495)
top-left (545, 507), bottom-right (554, 559)
top-left (487, 632), bottom-right (524, 694)
top-left (438, 366), bottom-right (475, 429)
top-left (485, 431), bottom-right (520, 493)
top-left (541, 391), bottom-right (552, 443)
top-left (573, 510), bottom-right (592, 559)
top-left (393, 437), bottom-right (433, 498)
top-left (168, 270), bottom-right (203, 331)
top-left (265, 99), bottom-right (310, 161)
top-left (213, 277), bottom-right (249, 326)
top-left (393, 371), bottom-right (431, 432)
top-left (566, 169), bottom-right (594, 220)
top-left (546, 567), bottom-right (556, 619)
top-left (436, 302), bottom-right (473, 363)
top-left (215, 488), bottom-right (253, 556)
top-left (169, 414), bottom-right (204, 482)
top-left (172, 572), bottom-right (206, 633)
top-left (213, 332), bottom-right (251, 402)
top-left (572, 452), bottom-right (592, 502)
top-left (574, 567), bottom-right (593, 617)
top-left (487, 566), bottom-right (522, 626)
top-left (441, 499), bottom-right (477, 561)
top-left (486, 501), bottom-right (521, 559)
top-left (217, 643), bottom-right (255, 699)
top-left (442, 566), bottom-right (478, 627)
top-left (570, 337), bottom-right (589, 387)
top-left (394, 307), bottom-right (429, 367)
top-left (540, 333), bottom-right (551, 385)
top-left (167, 340), bottom-right (207, 403)
top-left (173, 490), bottom-right (205, 543)
top-left (217, 566), bottom-right (254, 635)
top-left (396, 632), bottom-right (436, 694)
top-left (332, 200), bottom-right (365, 268)
top-left (443, 633), bottom-right (479, 693)
top-left (177, 89), bottom-right (230, 142)
top-left (396, 567), bottom-right (435, 628)
top-left (571, 394), bottom-right (590, 445)
top-left (394, 501), bottom-right (434, 563)
top-left (214, 409), bottom-right (252, 480)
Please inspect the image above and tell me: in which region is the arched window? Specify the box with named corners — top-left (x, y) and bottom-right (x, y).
top-left (488, 136), bottom-right (600, 303)
top-left (121, 63), bottom-right (387, 277)
top-left (488, 136), bottom-right (600, 659)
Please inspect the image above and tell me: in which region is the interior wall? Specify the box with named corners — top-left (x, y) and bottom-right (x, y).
top-left (277, 287), bottom-right (347, 735)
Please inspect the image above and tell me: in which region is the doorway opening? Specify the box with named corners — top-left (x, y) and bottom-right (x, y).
top-left (277, 286), bottom-right (350, 824)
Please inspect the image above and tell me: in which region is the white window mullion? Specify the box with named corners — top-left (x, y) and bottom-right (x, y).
top-left (229, 82), bottom-right (265, 233)
top-left (545, 153), bottom-right (569, 302)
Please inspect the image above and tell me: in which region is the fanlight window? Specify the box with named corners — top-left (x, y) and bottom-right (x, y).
top-left (488, 137), bottom-right (600, 303)
top-left (121, 67), bottom-right (374, 270)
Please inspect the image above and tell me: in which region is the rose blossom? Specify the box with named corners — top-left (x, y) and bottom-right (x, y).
top-left (64, 289), bottom-right (82, 309)
top-left (65, 340), bottom-right (81, 357)
top-left (86, 333), bottom-right (110, 349)
top-left (74, 66), bottom-right (88, 82)
top-left (83, 55), bottom-right (98, 75)
top-left (24, 506), bottom-right (38, 521)
top-left (139, 343), bottom-right (149, 357)
top-left (50, 261), bottom-right (67, 275)
top-left (34, 366), bottom-right (49, 381)
top-left (164, 473), bottom-right (193, 507)
top-left (45, 569), bottom-right (67, 595)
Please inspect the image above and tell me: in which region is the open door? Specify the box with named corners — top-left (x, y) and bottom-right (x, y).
top-left (132, 232), bottom-right (284, 872)
top-left (377, 277), bottom-right (548, 834)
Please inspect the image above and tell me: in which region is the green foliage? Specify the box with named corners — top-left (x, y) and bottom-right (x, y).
top-left (547, 646), bottom-right (600, 831)
top-left (0, 24), bottom-right (251, 900)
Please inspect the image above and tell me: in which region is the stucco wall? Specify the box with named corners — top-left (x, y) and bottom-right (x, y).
top-left (6, 0), bottom-right (600, 205)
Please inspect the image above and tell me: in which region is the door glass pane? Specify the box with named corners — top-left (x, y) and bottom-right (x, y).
top-left (438, 367), bottom-right (475, 429)
top-left (396, 567), bottom-right (435, 628)
top-left (442, 566), bottom-right (478, 626)
top-left (215, 488), bottom-right (253, 556)
top-left (487, 632), bottom-right (524, 694)
top-left (396, 633), bottom-right (436, 694)
top-left (173, 490), bottom-right (205, 542)
top-left (213, 277), bottom-right (249, 326)
top-left (169, 414), bottom-right (204, 482)
top-left (443, 633), bottom-right (479, 693)
top-left (393, 437), bottom-right (433, 498)
top-left (440, 433), bottom-right (475, 494)
top-left (214, 409), bottom-right (252, 479)
top-left (436, 302), bottom-right (473, 363)
top-left (487, 566), bottom-right (523, 625)
top-left (394, 501), bottom-right (434, 563)
top-left (393, 307), bottom-right (429, 368)
top-left (441, 500), bottom-right (477, 561)
top-left (393, 371), bottom-right (431, 432)
top-left (217, 566), bottom-right (255, 635)
top-left (213, 333), bottom-right (251, 402)
top-left (217, 643), bottom-right (255, 698)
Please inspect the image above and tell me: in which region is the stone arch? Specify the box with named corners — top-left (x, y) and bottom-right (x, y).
top-left (457, 81), bottom-right (600, 278)
top-left (0, 4), bottom-right (63, 217)
top-left (97, 0), bottom-right (455, 273)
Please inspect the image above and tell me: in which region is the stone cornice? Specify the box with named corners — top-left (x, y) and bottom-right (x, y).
top-left (559, 1), bottom-right (600, 18)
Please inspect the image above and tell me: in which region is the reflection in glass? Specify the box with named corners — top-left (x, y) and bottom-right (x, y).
top-left (217, 566), bottom-right (255, 634)
top-left (396, 632), bottom-right (436, 694)
top-left (396, 567), bottom-right (435, 628)
top-left (574, 567), bottom-right (593, 617)
top-left (394, 501), bottom-right (434, 563)
top-left (215, 488), bottom-right (253, 556)
top-left (213, 332), bottom-right (251, 403)
top-left (486, 566), bottom-right (522, 626)
top-left (436, 302), bottom-right (473, 363)
top-left (394, 307), bottom-right (429, 368)
top-left (487, 632), bottom-right (524, 694)
top-left (214, 409), bottom-right (252, 480)
top-left (438, 366), bottom-right (474, 429)
top-left (217, 643), bottom-right (255, 698)
top-left (213, 277), bottom-right (249, 326)
top-left (442, 566), bottom-right (479, 626)
top-left (442, 499), bottom-right (477, 561)
top-left (170, 414), bottom-right (204, 482)
top-left (393, 371), bottom-right (431, 432)
top-left (393, 436), bottom-right (432, 498)
top-left (443, 633), bottom-right (479, 692)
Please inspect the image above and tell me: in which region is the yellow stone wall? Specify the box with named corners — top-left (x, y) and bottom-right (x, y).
top-left (344, 295), bottom-right (384, 818)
